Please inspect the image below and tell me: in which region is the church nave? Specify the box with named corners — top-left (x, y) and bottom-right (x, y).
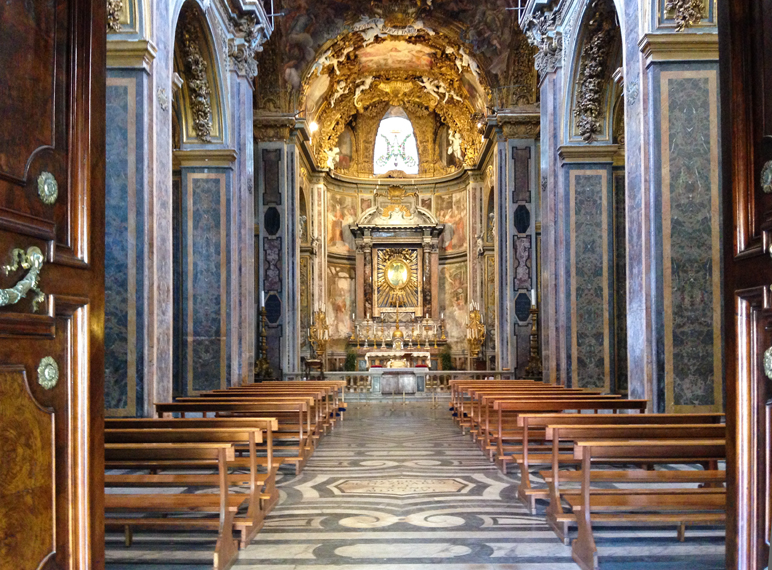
top-left (105, 401), bottom-right (724, 570)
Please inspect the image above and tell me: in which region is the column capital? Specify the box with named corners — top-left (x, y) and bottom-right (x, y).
top-left (496, 112), bottom-right (541, 141)
top-left (173, 148), bottom-right (238, 168)
top-left (106, 39), bottom-right (157, 72)
top-left (254, 114), bottom-right (296, 142)
top-left (558, 144), bottom-right (619, 163)
top-left (638, 33), bottom-right (719, 66)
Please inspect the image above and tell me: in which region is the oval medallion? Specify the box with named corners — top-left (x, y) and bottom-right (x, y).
top-left (37, 171), bottom-right (59, 205)
top-left (37, 356), bottom-right (59, 390)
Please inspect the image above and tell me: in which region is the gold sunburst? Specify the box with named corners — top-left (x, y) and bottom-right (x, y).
top-left (376, 248), bottom-right (419, 308)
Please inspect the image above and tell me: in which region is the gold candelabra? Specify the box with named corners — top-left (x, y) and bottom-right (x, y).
top-left (466, 304), bottom-right (486, 359)
top-left (254, 306), bottom-right (273, 380)
top-left (308, 310), bottom-right (330, 358)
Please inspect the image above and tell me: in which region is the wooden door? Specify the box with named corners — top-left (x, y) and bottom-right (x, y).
top-left (720, 1), bottom-right (772, 568)
top-left (0, 1), bottom-right (105, 569)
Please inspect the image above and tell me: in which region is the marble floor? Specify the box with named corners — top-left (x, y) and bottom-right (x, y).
top-left (106, 400), bottom-right (725, 569)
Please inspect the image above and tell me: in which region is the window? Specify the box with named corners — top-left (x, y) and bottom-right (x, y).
top-left (373, 108), bottom-right (419, 175)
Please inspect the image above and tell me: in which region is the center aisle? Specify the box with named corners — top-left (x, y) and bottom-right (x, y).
top-left (237, 401), bottom-right (576, 569)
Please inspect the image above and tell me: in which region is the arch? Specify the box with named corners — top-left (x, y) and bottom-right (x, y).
top-left (172, 0), bottom-right (228, 146)
top-left (373, 107), bottom-right (420, 176)
top-left (564, 0), bottom-right (623, 144)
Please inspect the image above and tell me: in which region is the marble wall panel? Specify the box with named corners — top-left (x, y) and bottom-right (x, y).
top-left (183, 172), bottom-right (229, 394)
top-left (569, 169), bottom-right (612, 391)
top-left (655, 66), bottom-right (722, 411)
top-left (105, 73), bottom-right (144, 416)
top-left (514, 235), bottom-right (532, 290)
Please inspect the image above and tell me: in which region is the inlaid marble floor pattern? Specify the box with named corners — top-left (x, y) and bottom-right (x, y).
top-left (106, 400), bottom-right (725, 569)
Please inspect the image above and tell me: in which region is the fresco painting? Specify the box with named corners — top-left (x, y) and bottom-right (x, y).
top-left (440, 263), bottom-right (468, 342)
top-left (327, 192), bottom-right (357, 254)
top-left (357, 41), bottom-right (435, 72)
top-left (327, 264), bottom-right (356, 339)
top-left (435, 191), bottom-right (467, 252)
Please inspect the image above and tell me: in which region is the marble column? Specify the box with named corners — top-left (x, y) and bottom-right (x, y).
top-left (539, 66), bottom-right (564, 385)
top-left (255, 117), bottom-right (302, 375)
top-left (227, 69), bottom-right (256, 385)
top-left (494, 113), bottom-right (540, 375)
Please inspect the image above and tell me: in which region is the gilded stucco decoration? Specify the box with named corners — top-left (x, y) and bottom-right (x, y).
top-left (179, 13), bottom-right (214, 142)
top-left (106, 0), bottom-right (123, 33)
top-left (301, 25), bottom-right (492, 171)
top-left (376, 248), bottom-right (420, 308)
top-left (573, 0), bottom-right (619, 143)
top-left (665, 0), bottom-right (705, 31)
top-left (257, 0), bottom-right (537, 116)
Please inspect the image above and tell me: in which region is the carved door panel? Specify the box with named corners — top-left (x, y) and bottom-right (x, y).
top-left (0, 1), bottom-right (105, 570)
top-left (720, 1), bottom-right (772, 568)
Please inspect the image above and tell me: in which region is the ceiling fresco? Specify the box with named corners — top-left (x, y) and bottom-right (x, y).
top-left (255, 0), bottom-right (537, 172)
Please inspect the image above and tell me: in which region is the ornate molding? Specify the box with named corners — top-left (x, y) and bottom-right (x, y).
top-left (665, 0), bottom-right (705, 32)
top-left (523, 11), bottom-right (563, 79)
top-left (497, 112), bottom-right (541, 140)
top-left (573, 0), bottom-right (617, 143)
top-left (228, 14), bottom-right (267, 81)
top-left (253, 114), bottom-right (296, 142)
top-left (106, 0), bottom-right (123, 33)
top-left (179, 16), bottom-right (214, 142)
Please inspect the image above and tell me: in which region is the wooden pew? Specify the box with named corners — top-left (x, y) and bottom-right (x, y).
top-left (155, 401), bottom-right (311, 473)
top-left (176, 395), bottom-right (324, 447)
top-left (105, 417), bottom-right (280, 511)
top-left (474, 393), bottom-right (627, 461)
top-left (491, 399), bottom-right (649, 471)
top-left (105, 426), bottom-right (271, 547)
top-left (468, 389), bottom-right (612, 451)
top-left (540, 421), bottom-right (725, 541)
top-left (104, 442), bottom-right (243, 570)
top-left (512, 412), bottom-right (724, 517)
top-left (568, 439), bottom-right (726, 570)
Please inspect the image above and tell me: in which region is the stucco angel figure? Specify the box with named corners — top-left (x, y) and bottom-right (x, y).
top-left (418, 77), bottom-right (441, 101)
top-left (354, 76), bottom-right (374, 107)
top-left (448, 130), bottom-right (463, 161)
top-left (326, 147), bottom-right (340, 170)
top-left (330, 81), bottom-right (347, 108)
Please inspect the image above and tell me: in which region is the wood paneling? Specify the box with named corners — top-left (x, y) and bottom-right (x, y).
top-left (720, 0), bottom-right (772, 567)
top-left (0, 0), bottom-right (105, 568)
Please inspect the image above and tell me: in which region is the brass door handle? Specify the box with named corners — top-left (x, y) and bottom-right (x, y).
top-left (0, 246), bottom-right (45, 311)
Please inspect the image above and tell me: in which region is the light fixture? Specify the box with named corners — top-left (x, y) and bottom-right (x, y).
top-left (309, 121), bottom-right (319, 133)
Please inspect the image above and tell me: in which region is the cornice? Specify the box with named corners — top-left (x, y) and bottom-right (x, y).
top-left (558, 144), bottom-right (619, 163)
top-left (638, 32), bottom-right (719, 66)
top-left (106, 39), bottom-right (157, 72)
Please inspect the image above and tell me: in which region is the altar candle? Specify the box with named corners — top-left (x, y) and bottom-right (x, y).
top-left (261, 291), bottom-right (265, 306)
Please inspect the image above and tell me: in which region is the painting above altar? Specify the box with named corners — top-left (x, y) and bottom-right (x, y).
top-left (351, 185), bottom-right (444, 320)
